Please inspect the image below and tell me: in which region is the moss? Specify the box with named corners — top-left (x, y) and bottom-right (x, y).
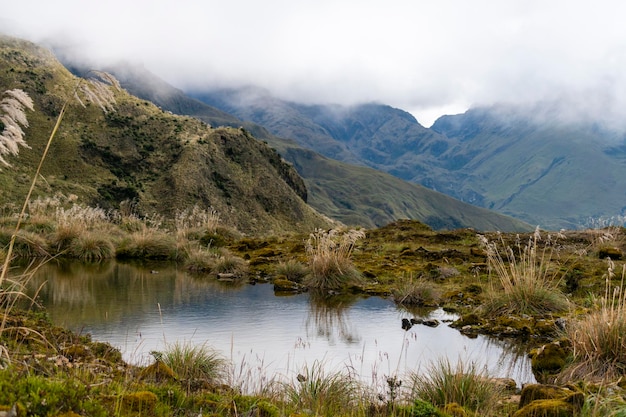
top-left (121, 391), bottom-right (158, 415)
top-left (140, 360), bottom-right (178, 383)
top-left (443, 402), bottom-right (468, 416)
top-left (530, 342), bottom-right (568, 375)
top-left (512, 399), bottom-right (574, 417)
top-left (273, 278), bottom-right (304, 293)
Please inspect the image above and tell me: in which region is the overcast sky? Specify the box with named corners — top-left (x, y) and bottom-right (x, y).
top-left (2, 0), bottom-right (626, 126)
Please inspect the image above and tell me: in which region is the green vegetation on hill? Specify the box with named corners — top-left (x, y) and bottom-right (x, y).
top-left (89, 61), bottom-right (530, 231)
top-left (0, 35), bottom-right (331, 235)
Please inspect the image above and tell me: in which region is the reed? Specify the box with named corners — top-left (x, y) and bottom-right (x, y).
top-left (304, 228), bottom-right (365, 290)
top-left (479, 227), bottom-right (569, 316)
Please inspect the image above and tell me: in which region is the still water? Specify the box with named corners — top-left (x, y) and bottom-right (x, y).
top-left (26, 260), bottom-right (535, 390)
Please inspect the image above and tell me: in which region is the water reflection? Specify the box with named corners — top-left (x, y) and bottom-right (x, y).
top-left (23, 260), bottom-right (536, 390)
top-left (306, 292), bottom-right (360, 344)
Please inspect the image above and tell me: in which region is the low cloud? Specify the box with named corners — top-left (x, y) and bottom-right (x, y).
top-left (3, 1), bottom-right (626, 128)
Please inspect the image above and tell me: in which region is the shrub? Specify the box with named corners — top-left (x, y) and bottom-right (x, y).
top-left (304, 228), bottom-right (365, 290)
top-left (410, 358), bottom-right (505, 416)
top-left (562, 260), bottom-right (626, 381)
top-left (478, 227), bottom-right (569, 316)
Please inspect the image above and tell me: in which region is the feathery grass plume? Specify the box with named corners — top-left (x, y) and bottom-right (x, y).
top-left (175, 205), bottom-right (220, 240)
top-left (304, 228), bottom-right (365, 290)
top-left (0, 70), bottom-right (120, 287)
top-left (561, 260), bottom-right (626, 382)
top-left (478, 227), bottom-right (569, 316)
top-left (409, 357), bottom-right (505, 416)
top-left (0, 88), bottom-right (34, 167)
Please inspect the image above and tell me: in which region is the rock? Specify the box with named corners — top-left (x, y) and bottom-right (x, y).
top-left (513, 399), bottom-right (575, 417)
top-left (422, 319), bottom-right (440, 327)
top-left (401, 318), bottom-right (413, 330)
top-left (514, 383), bottom-right (585, 417)
top-left (273, 278), bottom-right (303, 293)
top-left (530, 341), bottom-right (568, 375)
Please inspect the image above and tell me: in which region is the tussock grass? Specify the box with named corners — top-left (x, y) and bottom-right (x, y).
top-left (175, 205), bottom-right (220, 240)
top-left (283, 361), bottom-right (364, 417)
top-left (116, 230), bottom-right (176, 259)
top-left (562, 261), bottom-right (626, 382)
top-left (68, 232), bottom-right (115, 262)
top-left (275, 259), bottom-right (310, 283)
top-left (479, 227), bottom-right (569, 316)
top-left (305, 228), bottom-right (365, 290)
top-left (162, 341), bottom-right (227, 390)
top-left (393, 274), bottom-right (441, 307)
top-left (410, 358), bottom-right (505, 416)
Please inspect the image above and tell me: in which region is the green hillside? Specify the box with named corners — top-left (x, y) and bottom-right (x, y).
top-left (0, 35), bottom-right (331, 235)
top-left (90, 62), bottom-right (529, 231)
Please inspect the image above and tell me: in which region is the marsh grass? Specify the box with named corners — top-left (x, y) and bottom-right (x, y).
top-left (479, 227), bottom-right (569, 316)
top-left (393, 273), bottom-right (441, 307)
top-left (562, 260), bottom-right (626, 382)
top-left (410, 357), bottom-right (505, 416)
top-left (68, 232), bottom-right (115, 262)
top-left (305, 228), bottom-right (365, 290)
top-left (116, 229), bottom-right (176, 259)
top-left (283, 361), bottom-right (364, 416)
top-left (162, 341), bottom-right (227, 391)
top-left (275, 259), bottom-right (310, 283)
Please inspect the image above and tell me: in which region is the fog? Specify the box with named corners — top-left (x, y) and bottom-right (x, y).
top-left (2, 0), bottom-right (626, 127)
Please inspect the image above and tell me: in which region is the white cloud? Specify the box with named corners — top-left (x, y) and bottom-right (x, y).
top-left (3, 0), bottom-right (626, 127)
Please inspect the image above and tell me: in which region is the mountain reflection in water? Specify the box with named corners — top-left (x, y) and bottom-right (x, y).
top-left (26, 260), bottom-right (535, 389)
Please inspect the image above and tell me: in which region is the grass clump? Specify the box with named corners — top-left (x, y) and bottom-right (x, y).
top-left (393, 274), bottom-right (441, 307)
top-left (304, 228), bottom-right (365, 290)
top-left (479, 227), bottom-right (569, 316)
top-left (116, 230), bottom-right (177, 259)
top-left (562, 260), bottom-right (626, 382)
top-left (275, 259), bottom-right (310, 283)
top-left (161, 341), bottom-right (227, 390)
top-left (410, 358), bottom-right (505, 416)
top-left (68, 232), bottom-right (115, 261)
top-left (283, 361), bottom-right (363, 417)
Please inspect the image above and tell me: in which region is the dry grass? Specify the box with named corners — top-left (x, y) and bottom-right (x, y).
top-left (393, 273), bottom-right (441, 307)
top-left (161, 341), bottom-right (228, 391)
top-left (479, 227), bottom-right (569, 316)
top-left (304, 228), bottom-right (365, 290)
top-left (562, 260), bottom-right (626, 382)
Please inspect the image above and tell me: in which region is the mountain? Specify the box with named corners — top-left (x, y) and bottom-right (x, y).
top-left (0, 35), bottom-right (331, 235)
top-left (191, 87), bottom-right (626, 229)
top-left (78, 60), bottom-right (530, 231)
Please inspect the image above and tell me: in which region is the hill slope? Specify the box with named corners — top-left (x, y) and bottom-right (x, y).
top-left (91, 61), bottom-right (530, 231)
top-left (0, 35), bottom-right (331, 235)
top-left (191, 87), bottom-right (626, 229)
